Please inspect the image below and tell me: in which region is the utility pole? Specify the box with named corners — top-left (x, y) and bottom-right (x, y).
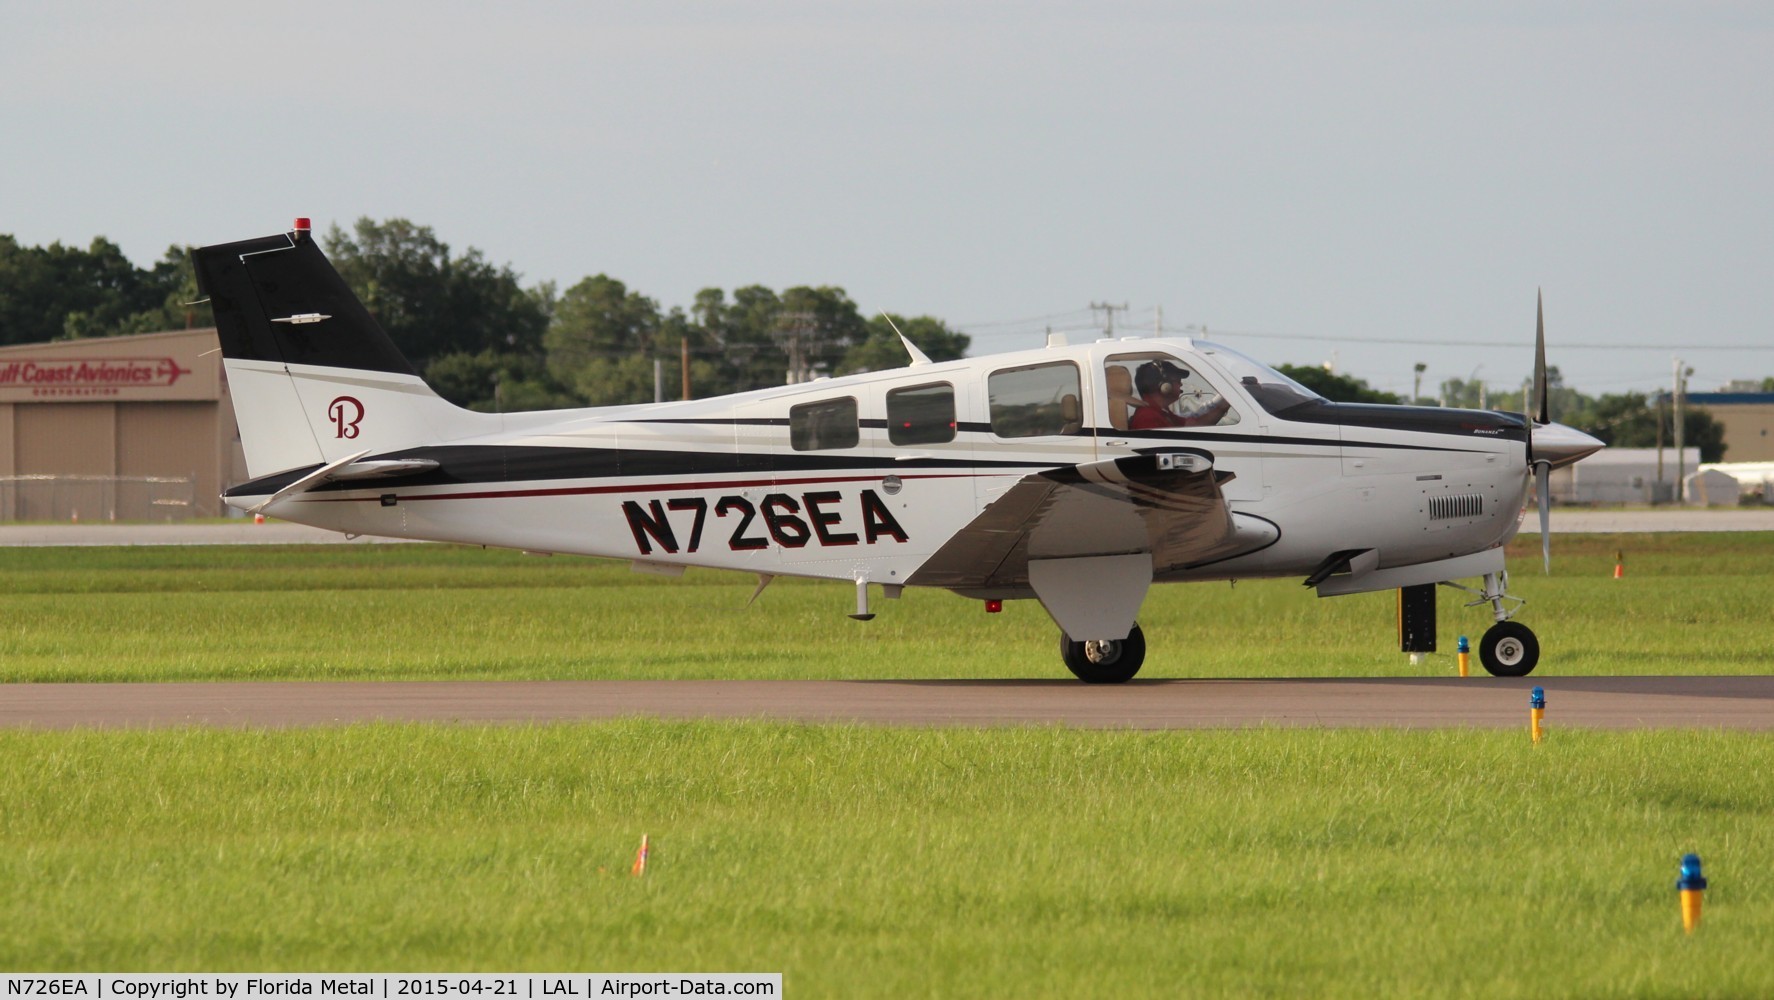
top-left (1655, 388), bottom-right (1665, 497)
top-left (1673, 358), bottom-right (1691, 502)
top-left (1413, 362), bottom-right (1427, 405)
top-left (681, 337), bottom-right (691, 400)
top-left (1090, 301), bottom-right (1129, 337)
top-left (779, 311), bottom-right (816, 384)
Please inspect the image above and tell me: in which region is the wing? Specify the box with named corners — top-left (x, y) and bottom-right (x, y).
top-left (906, 451), bottom-right (1256, 593)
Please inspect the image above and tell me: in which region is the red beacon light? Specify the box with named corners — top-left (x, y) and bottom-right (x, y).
top-left (293, 217), bottom-right (311, 232)
top-left (985, 599), bottom-right (1003, 614)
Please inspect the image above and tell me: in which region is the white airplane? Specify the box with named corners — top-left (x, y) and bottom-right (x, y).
top-left (194, 219), bottom-right (1603, 682)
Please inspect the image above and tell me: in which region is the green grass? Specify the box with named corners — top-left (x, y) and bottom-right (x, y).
top-left (0, 534), bottom-right (1770, 681)
top-left (2, 723), bottom-right (1769, 996)
top-left (3, 534), bottom-right (1769, 991)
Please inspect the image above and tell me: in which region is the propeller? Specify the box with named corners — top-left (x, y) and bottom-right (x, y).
top-left (1529, 289), bottom-right (1552, 572)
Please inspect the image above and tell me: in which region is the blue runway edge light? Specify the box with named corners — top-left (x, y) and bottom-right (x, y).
top-left (1677, 854), bottom-right (1707, 891)
top-left (1529, 686), bottom-right (1545, 710)
top-left (1457, 635), bottom-right (1470, 654)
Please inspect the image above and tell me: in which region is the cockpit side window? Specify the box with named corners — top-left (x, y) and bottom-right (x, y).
top-left (1104, 353), bottom-right (1240, 430)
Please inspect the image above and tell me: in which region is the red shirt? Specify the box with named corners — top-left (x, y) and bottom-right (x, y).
top-left (1129, 405), bottom-right (1187, 430)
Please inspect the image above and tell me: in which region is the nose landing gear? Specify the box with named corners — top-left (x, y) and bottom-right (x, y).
top-left (1478, 620), bottom-right (1540, 677)
top-left (1447, 570), bottom-right (1540, 676)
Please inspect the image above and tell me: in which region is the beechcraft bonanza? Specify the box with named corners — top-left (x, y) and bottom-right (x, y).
top-left (194, 219), bottom-right (1603, 682)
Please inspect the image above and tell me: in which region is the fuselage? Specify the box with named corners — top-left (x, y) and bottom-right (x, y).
top-left (233, 336), bottom-right (1534, 595)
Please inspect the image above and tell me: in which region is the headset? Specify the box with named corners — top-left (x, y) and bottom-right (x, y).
top-left (1134, 361), bottom-right (1189, 397)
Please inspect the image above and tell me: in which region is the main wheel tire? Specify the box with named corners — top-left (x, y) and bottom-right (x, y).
top-left (1479, 621), bottom-right (1540, 677)
top-left (1060, 623), bottom-right (1146, 683)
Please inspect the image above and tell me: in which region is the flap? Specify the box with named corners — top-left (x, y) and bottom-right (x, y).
top-left (907, 450), bottom-right (1246, 592)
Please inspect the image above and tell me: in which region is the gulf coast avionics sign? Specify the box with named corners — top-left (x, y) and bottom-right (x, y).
top-left (0, 357), bottom-right (198, 400)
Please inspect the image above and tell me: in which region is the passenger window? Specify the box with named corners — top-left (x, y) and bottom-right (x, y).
top-left (790, 397), bottom-right (859, 451)
top-left (989, 362), bottom-right (1083, 437)
top-left (887, 383), bottom-right (956, 445)
top-left (1105, 353), bottom-right (1240, 430)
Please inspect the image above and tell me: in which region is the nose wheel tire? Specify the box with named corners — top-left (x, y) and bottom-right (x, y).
top-left (1479, 621), bottom-right (1540, 677)
top-left (1061, 623), bottom-right (1146, 683)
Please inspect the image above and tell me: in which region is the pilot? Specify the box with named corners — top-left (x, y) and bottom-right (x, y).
top-left (1130, 360), bottom-right (1231, 429)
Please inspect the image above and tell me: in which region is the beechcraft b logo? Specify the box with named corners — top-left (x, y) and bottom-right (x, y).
top-left (328, 396), bottom-right (365, 439)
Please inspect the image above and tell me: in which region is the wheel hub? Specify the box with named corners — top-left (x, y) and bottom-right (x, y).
top-left (1084, 639), bottom-right (1121, 665)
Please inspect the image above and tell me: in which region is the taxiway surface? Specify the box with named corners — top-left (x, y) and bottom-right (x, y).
top-left (4, 677), bottom-right (1771, 731)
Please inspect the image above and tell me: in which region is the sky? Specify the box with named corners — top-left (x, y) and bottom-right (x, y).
top-left (4, 1), bottom-right (1770, 399)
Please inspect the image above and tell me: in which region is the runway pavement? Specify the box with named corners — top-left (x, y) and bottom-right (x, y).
top-left (3, 676), bottom-right (1771, 731)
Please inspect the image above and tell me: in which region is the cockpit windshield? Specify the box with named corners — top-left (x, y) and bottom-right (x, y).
top-left (1197, 341), bottom-right (1329, 417)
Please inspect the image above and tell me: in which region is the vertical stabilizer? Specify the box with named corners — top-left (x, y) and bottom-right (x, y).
top-left (193, 220), bottom-right (493, 478)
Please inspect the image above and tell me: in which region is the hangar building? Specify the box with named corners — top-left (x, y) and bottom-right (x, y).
top-left (1687, 390), bottom-right (1774, 463)
top-left (0, 328), bottom-right (245, 521)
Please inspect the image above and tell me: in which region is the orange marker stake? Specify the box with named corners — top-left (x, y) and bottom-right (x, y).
top-left (1529, 687), bottom-right (1545, 744)
top-left (631, 834), bottom-right (650, 877)
top-left (1677, 854), bottom-right (1707, 933)
top-left (1614, 550), bottom-right (1624, 579)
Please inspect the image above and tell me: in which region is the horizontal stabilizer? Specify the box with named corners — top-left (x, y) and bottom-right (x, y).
top-left (245, 452), bottom-right (441, 513)
top-left (325, 458), bottom-right (442, 481)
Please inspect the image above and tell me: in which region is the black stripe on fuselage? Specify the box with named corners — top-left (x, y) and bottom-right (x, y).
top-left (1275, 401), bottom-right (1528, 442)
top-left (227, 445), bottom-right (1046, 498)
top-left (225, 417), bottom-right (1503, 501)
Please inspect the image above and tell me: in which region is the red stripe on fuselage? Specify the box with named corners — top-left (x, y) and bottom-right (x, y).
top-left (293, 472), bottom-right (986, 504)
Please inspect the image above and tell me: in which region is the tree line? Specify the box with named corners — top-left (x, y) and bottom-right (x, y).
top-left (0, 218), bottom-right (1744, 460)
top-left (1279, 365), bottom-right (1730, 462)
top-left (0, 217), bottom-right (970, 412)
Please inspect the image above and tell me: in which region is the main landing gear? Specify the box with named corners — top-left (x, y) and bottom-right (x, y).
top-left (1448, 570), bottom-right (1540, 677)
top-left (1060, 623), bottom-right (1146, 684)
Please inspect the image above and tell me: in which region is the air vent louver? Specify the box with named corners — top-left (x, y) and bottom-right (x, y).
top-left (1428, 493), bottom-right (1484, 520)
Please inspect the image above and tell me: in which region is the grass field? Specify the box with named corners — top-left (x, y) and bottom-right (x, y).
top-left (0, 533), bottom-right (1769, 681)
top-left (3, 723), bottom-right (1771, 996)
top-left (2, 534), bottom-right (1770, 994)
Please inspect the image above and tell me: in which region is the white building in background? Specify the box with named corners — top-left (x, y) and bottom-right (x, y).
top-left (1698, 461), bottom-right (1774, 503)
top-left (1683, 469), bottom-right (1742, 506)
top-left (1547, 447), bottom-right (1696, 505)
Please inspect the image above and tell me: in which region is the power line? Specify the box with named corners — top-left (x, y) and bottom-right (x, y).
top-left (954, 311), bottom-right (1772, 352)
top-left (1156, 324), bottom-right (1774, 353)
top-left (954, 307), bottom-right (1096, 329)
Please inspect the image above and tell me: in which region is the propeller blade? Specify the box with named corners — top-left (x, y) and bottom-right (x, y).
top-left (1537, 462), bottom-right (1552, 573)
top-left (1533, 289), bottom-right (1549, 425)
